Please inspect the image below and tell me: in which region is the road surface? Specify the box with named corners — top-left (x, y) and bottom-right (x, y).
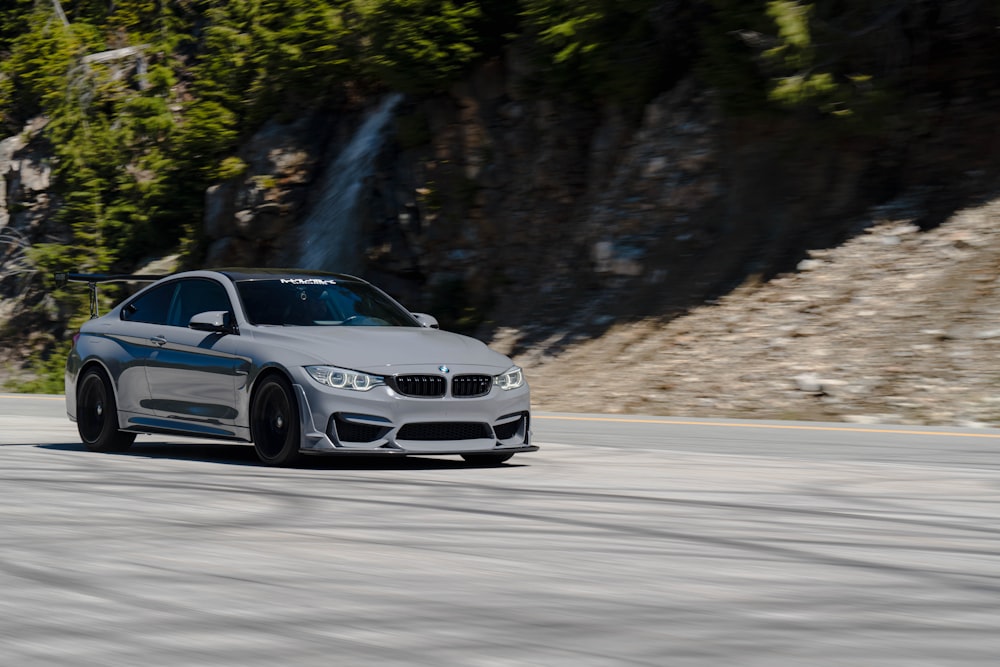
top-left (2, 394), bottom-right (1000, 666)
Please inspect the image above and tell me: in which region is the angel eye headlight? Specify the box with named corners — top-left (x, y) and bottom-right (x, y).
top-left (494, 365), bottom-right (524, 391)
top-left (306, 366), bottom-right (384, 392)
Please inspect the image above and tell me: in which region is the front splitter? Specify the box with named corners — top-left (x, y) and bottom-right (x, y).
top-left (299, 444), bottom-right (540, 457)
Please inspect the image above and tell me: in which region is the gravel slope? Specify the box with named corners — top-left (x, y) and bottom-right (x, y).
top-left (509, 196), bottom-right (1000, 427)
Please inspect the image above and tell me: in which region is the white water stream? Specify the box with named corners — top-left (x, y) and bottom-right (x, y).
top-left (299, 93), bottom-right (402, 274)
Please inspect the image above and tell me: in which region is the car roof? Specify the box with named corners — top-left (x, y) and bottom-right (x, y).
top-left (214, 268), bottom-right (364, 283)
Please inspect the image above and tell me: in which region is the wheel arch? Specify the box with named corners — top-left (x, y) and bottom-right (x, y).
top-left (249, 365), bottom-right (295, 398)
top-left (78, 358), bottom-right (118, 389)
top-left (73, 358), bottom-right (119, 418)
top-left (247, 365), bottom-right (297, 427)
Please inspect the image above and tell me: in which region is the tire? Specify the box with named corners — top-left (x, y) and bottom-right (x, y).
top-left (76, 367), bottom-right (136, 452)
top-left (461, 452), bottom-right (514, 466)
top-left (250, 375), bottom-right (301, 466)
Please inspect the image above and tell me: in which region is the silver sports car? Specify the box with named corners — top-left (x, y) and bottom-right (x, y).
top-left (63, 269), bottom-right (535, 466)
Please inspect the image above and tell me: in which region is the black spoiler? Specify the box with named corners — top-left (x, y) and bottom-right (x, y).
top-left (54, 272), bottom-right (166, 318)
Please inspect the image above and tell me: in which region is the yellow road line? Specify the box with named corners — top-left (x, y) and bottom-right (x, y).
top-left (535, 414), bottom-right (1000, 439)
top-left (0, 394), bottom-right (63, 401)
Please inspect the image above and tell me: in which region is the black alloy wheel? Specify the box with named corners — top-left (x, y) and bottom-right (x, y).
top-left (76, 368), bottom-right (136, 452)
top-left (251, 375), bottom-right (301, 466)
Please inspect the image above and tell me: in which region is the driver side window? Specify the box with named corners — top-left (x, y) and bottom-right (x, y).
top-left (167, 279), bottom-right (233, 328)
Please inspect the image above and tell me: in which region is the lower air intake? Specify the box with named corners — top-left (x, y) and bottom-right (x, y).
top-left (397, 422), bottom-right (492, 441)
top-left (333, 416), bottom-right (387, 443)
top-left (493, 417), bottom-right (523, 440)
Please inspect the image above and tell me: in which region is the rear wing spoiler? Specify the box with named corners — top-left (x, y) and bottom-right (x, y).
top-left (54, 272), bottom-right (166, 318)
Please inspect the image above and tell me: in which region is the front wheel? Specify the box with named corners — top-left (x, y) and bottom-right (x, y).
top-left (251, 375), bottom-right (301, 466)
top-left (461, 452), bottom-right (514, 466)
top-left (76, 368), bottom-right (136, 452)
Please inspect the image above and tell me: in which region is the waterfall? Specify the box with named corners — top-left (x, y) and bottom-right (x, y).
top-left (299, 93), bottom-right (402, 275)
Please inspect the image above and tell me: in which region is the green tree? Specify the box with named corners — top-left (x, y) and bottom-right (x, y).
top-left (0, 5), bottom-right (100, 129)
top-left (354, 0), bottom-right (491, 93)
top-left (246, 0), bottom-right (352, 116)
top-left (700, 0), bottom-right (893, 122)
top-left (0, 0), bottom-right (36, 55)
top-left (520, 0), bottom-right (675, 105)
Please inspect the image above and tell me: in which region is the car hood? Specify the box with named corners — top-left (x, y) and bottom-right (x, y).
top-left (246, 326), bottom-right (514, 372)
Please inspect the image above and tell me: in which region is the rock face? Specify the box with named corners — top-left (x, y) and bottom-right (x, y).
top-left (202, 59), bottom-right (736, 323)
top-left (0, 118), bottom-right (57, 234)
top-left (203, 114), bottom-right (328, 268)
top-left (282, 71), bottom-right (733, 329)
top-left (0, 119), bottom-right (62, 322)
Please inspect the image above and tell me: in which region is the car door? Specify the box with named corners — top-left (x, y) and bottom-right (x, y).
top-left (142, 278), bottom-right (245, 430)
top-left (112, 280), bottom-right (176, 417)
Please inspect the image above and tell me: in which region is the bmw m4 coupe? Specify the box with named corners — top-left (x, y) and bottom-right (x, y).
top-left (64, 269), bottom-right (535, 466)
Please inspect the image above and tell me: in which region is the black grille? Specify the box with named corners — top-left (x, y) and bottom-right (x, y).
top-left (333, 416), bottom-right (387, 443)
top-left (397, 422), bottom-right (492, 441)
top-left (391, 375), bottom-right (446, 398)
top-left (451, 375), bottom-right (493, 398)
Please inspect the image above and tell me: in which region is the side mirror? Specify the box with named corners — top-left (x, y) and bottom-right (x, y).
top-left (189, 311), bottom-right (235, 334)
top-left (412, 313), bottom-right (439, 329)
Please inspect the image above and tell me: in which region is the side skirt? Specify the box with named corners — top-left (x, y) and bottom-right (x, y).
top-left (123, 416), bottom-right (251, 443)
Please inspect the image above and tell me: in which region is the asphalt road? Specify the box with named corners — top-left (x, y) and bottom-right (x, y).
top-left (2, 394), bottom-right (1000, 666)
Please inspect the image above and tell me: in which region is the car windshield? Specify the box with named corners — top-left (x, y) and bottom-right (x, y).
top-left (236, 278), bottom-right (419, 327)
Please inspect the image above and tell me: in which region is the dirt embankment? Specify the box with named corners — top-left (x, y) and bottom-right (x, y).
top-left (506, 196), bottom-right (1000, 428)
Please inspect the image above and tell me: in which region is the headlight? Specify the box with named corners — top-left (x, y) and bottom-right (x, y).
top-left (306, 365), bottom-right (384, 392)
top-left (494, 365), bottom-right (524, 391)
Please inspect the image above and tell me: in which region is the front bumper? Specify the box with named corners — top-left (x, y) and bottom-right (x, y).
top-left (291, 374), bottom-right (536, 457)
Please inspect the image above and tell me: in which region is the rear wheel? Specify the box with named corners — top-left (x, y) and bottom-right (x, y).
top-left (77, 368), bottom-right (136, 452)
top-left (251, 375), bottom-right (301, 466)
top-left (461, 452), bottom-right (514, 466)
